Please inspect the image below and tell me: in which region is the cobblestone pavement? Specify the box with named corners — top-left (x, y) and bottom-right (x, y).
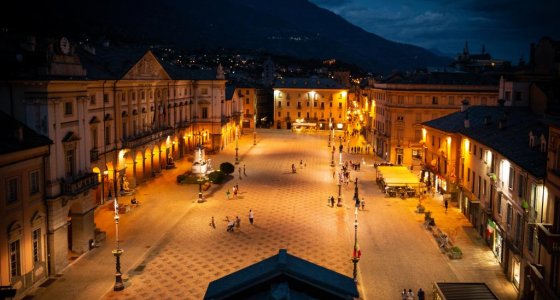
top-left (28, 129), bottom-right (517, 300)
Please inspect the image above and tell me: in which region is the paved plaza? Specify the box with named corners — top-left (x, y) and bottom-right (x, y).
top-left (28, 130), bottom-right (517, 300)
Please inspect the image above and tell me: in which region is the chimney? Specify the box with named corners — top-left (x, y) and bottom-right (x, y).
top-left (461, 99), bottom-right (469, 112)
top-left (15, 126), bottom-right (23, 142)
top-left (498, 117), bottom-right (507, 129)
top-left (464, 112), bottom-right (470, 129)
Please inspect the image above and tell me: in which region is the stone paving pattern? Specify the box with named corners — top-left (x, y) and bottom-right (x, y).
top-left (28, 130), bottom-right (517, 300)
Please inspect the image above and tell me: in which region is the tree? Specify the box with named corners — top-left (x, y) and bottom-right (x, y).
top-left (220, 162), bottom-right (235, 175)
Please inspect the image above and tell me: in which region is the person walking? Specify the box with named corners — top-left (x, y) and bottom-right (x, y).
top-left (209, 216), bottom-right (216, 229)
top-left (238, 167), bottom-right (242, 179)
top-left (249, 209), bottom-right (254, 225)
top-left (243, 164), bottom-right (246, 176)
top-left (233, 186), bottom-right (238, 199)
top-left (417, 288), bottom-right (425, 300)
top-left (226, 189), bottom-right (231, 200)
top-left (407, 288), bottom-right (414, 300)
top-left (444, 199), bottom-right (448, 212)
top-left (235, 216), bottom-right (241, 228)
top-left (361, 198), bottom-right (365, 210)
top-left (401, 289), bottom-right (408, 300)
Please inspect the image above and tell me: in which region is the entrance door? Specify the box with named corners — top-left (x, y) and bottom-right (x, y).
top-left (396, 148), bottom-right (403, 165)
top-left (67, 216), bottom-right (72, 250)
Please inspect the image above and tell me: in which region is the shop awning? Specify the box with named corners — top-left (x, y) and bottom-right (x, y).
top-left (433, 282), bottom-right (498, 300)
top-left (377, 166), bottom-right (421, 187)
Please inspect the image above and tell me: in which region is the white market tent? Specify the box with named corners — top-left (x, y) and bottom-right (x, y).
top-left (376, 166), bottom-right (421, 187)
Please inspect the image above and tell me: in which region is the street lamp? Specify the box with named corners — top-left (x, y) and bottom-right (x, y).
top-left (339, 136), bottom-right (343, 165)
top-left (197, 173), bottom-right (206, 203)
top-left (328, 118), bottom-right (332, 147)
top-left (197, 145), bottom-right (206, 203)
top-left (352, 206), bottom-right (360, 283)
top-left (112, 198), bottom-right (124, 291)
top-left (330, 146), bottom-right (335, 167)
top-left (337, 171), bottom-right (343, 207)
top-left (235, 126), bottom-right (239, 165)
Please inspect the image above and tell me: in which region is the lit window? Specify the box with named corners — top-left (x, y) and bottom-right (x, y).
top-left (33, 229), bottom-right (41, 263)
top-left (9, 240), bottom-right (21, 278)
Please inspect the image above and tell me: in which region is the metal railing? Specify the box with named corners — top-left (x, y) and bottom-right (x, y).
top-left (61, 172), bottom-right (99, 196)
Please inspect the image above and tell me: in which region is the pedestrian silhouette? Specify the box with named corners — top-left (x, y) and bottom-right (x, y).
top-left (249, 209), bottom-right (254, 224)
top-left (209, 216), bottom-right (216, 229)
top-left (444, 199), bottom-right (448, 212)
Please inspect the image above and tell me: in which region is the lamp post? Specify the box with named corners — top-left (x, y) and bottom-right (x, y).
top-left (330, 146), bottom-right (335, 167)
top-left (337, 172), bottom-right (343, 207)
top-left (197, 173), bottom-right (205, 203)
top-left (351, 206), bottom-right (360, 283)
top-left (112, 198), bottom-right (124, 291)
top-left (253, 130), bottom-right (256, 146)
top-left (328, 119), bottom-right (332, 147)
top-left (339, 136), bottom-right (343, 165)
top-left (197, 145), bottom-right (206, 203)
top-left (235, 126), bottom-right (239, 164)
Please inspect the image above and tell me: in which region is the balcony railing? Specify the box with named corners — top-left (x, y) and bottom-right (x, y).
top-left (526, 264), bottom-right (559, 300)
top-left (537, 223), bottom-right (560, 255)
top-left (122, 127), bottom-right (175, 149)
top-left (61, 172), bottom-right (99, 196)
top-left (90, 148), bottom-right (99, 162)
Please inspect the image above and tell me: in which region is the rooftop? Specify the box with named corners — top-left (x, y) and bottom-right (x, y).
top-left (423, 105), bottom-right (554, 178)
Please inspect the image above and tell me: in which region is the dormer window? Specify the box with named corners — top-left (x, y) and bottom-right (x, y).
top-left (529, 131), bottom-right (535, 147)
top-left (540, 134), bottom-right (547, 152)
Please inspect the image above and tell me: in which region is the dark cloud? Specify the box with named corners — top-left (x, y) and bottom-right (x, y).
top-left (309, 0), bottom-right (559, 62)
top-left (309, 0), bottom-right (352, 7)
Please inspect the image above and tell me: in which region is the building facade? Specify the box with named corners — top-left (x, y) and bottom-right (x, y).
top-left (273, 77), bottom-right (348, 131)
top-left (422, 106), bottom-right (555, 298)
top-left (363, 72), bottom-right (498, 167)
top-left (0, 113), bottom-right (51, 298)
top-left (0, 37), bottom-right (235, 278)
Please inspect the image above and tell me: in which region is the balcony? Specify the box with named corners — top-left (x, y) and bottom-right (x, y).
top-left (526, 264), bottom-right (559, 300)
top-left (61, 172), bottom-right (99, 196)
top-left (537, 223), bottom-right (560, 255)
top-left (90, 148), bottom-right (99, 162)
top-left (122, 127), bottom-right (175, 149)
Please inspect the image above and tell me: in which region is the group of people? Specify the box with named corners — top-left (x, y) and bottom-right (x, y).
top-left (402, 288), bottom-right (425, 300)
top-left (226, 184), bottom-right (240, 199)
top-left (210, 209), bottom-right (254, 232)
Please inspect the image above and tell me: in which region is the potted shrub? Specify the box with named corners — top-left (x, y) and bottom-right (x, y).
top-left (449, 246), bottom-right (462, 259)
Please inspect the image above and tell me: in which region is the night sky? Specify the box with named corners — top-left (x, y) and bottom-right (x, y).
top-left (310, 0), bottom-right (560, 63)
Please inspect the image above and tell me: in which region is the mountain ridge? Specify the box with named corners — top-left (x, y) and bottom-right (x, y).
top-left (1, 0), bottom-right (451, 73)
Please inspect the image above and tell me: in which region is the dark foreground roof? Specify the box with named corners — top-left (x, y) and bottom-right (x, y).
top-left (434, 282), bottom-right (498, 300)
top-left (204, 249), bottom-right (359, 300)
top-left (0, 111), bottom-right (52, 155)
top-left (423, 106), bottom-right (553, 178)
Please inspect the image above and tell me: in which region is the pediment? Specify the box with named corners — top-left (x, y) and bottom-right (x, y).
top-left (122, 51), bottom-right (171, 80)
top-left (62, 131), bottom-right (80, 143)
